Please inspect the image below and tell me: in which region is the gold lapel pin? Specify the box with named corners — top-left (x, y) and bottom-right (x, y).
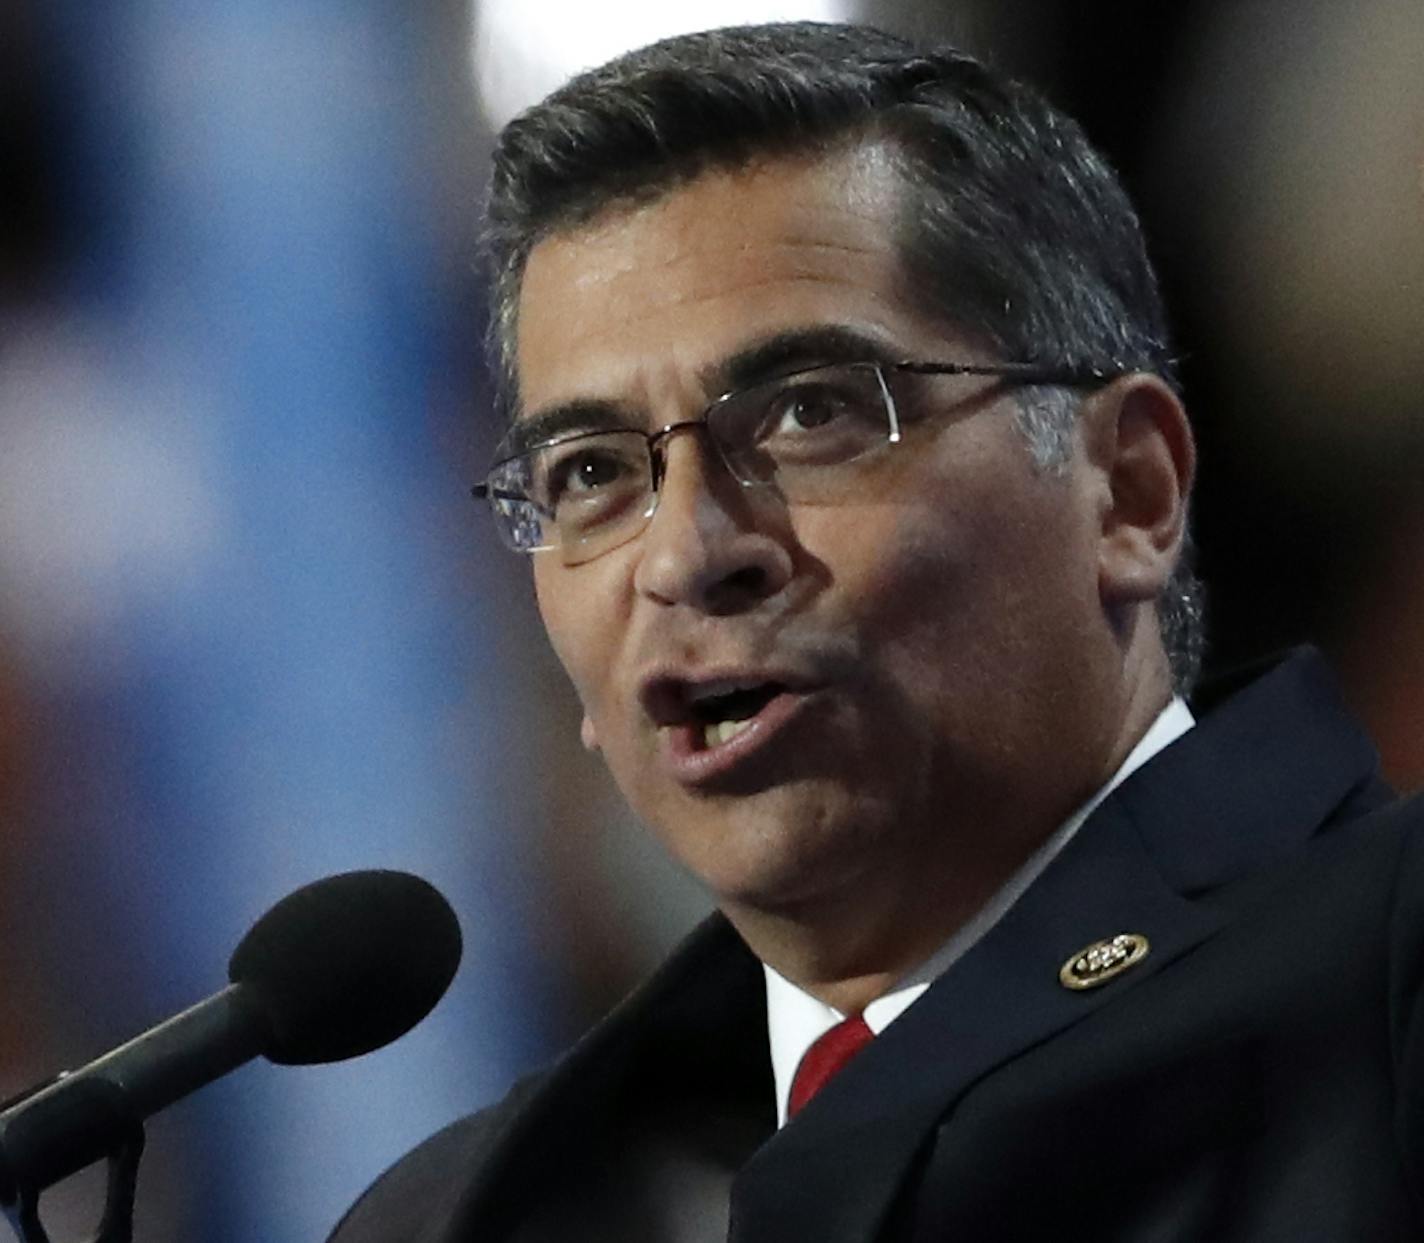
top-left (1059, 933), bottom-right (1151, 991)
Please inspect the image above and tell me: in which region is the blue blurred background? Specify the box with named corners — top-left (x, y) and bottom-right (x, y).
top-left (0, 1), bottom-right (1420, 1240)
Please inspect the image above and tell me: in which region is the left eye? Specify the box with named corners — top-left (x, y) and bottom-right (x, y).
top-left (765, 384), bottom-right (854, 434)
top-left (710, 364), bottom-right (891, 477)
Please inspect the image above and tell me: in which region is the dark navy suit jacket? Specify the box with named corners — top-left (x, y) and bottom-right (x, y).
top-left (328, 651), bottom-right (1424, 1240)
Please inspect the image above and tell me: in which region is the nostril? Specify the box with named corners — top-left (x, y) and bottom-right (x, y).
top-left (726, 566), bottom-right (768, 594)
top-left (704, 564), bottom-right (772, 615)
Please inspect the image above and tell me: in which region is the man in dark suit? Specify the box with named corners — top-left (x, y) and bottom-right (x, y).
top-left (329, 23), bottom-right (1424, 1241)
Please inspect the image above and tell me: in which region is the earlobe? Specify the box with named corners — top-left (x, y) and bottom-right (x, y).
top-left (580, 714), bottom-right (601, 752)
top-left (1089, 375), bottom-right (1196, 607)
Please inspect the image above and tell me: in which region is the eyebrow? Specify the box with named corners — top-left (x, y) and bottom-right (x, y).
top-left (501, 399), bottom-right (633, 458)
top-left (504, 324), bottom-right (903, 457)
top-left (711, 325), bottom-right (904, 393)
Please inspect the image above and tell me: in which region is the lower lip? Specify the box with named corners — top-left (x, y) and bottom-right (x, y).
top-left (660, 689), bottom-right (811, 786)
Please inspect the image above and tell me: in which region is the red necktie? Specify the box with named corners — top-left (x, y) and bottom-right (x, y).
top-left (787, 1014), bottom-right (874, 1119)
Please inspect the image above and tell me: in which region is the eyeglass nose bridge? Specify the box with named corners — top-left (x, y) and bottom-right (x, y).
top-left (644, 417), bottom-right (744, 495)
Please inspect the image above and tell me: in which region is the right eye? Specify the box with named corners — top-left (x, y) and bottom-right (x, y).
top-left (543, 446), bottom-right (629, 501)
top-left (532, 435), bottom-right (648, 533)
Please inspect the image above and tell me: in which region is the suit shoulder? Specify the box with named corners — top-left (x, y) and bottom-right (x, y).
top-left (325, 1071), bottom-right (548, 1243)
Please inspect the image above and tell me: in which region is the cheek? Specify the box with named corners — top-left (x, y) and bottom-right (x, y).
top-left (793, 493), bottom-right (978, 619)
top-left (533, 563), bottom-right (617, 709)
top-left (533, 556), bottom-right (654, 770)
top-left (798, 477), bottom-right (1090, 699)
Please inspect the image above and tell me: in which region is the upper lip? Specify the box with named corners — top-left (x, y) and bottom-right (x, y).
top-left (638, 666), bottom-right (813, 727)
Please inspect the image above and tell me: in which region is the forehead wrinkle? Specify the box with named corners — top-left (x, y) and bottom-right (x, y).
top-left (546, 162), bottom-right (897, 284)
top-left (568, 238), bottom-right (897, 323)
top-left (542, 251), bottom-right (912, 385)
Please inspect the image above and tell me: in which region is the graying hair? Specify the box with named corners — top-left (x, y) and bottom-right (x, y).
top-left (1013, 390), bottom-right (1204, 690)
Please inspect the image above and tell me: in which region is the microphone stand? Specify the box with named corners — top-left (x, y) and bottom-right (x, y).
top-left (0, 868), bottom-right (460, 1243)
top-left (0, 1112), bottom-right (144, 1243)
top-left (0, 985), bottom-right (259, 1243)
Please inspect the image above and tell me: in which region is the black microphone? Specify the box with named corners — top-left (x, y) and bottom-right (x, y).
top-left (0, 869), bottom-right (462, 1200)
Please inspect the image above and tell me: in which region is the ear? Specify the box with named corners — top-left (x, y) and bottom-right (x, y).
top-left (580, 713), bottom-right (601, 752)
top-left (1081, 374), bottom-right (1196, 608)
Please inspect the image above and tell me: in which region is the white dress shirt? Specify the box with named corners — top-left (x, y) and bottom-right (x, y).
top-left (764, 697), bottom-right (1195, 1126)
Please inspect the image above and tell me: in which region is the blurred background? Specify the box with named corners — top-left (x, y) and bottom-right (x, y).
top-left (0, 0), bottom-right (1419, 1239)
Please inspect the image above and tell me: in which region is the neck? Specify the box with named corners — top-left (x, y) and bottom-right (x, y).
top-left (731, 881), bottom-right (1000, 1015)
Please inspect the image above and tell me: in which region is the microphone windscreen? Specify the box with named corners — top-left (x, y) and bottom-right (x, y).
top-left (227, 870), bottom-right (462, 1065)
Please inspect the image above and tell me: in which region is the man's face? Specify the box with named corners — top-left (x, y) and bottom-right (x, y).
top-left (515, 145), bottom-right (1127, 939)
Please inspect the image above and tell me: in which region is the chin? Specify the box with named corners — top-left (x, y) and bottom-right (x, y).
top-left (655, 789), bottom-right (886, 916)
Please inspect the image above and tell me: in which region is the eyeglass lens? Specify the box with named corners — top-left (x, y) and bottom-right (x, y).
top-left (488, 362), bottom-right (901, 563)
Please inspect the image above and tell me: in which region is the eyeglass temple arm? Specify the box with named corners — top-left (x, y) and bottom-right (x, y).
top-left (470, 483), bottom-right (556, 518)
top-left (894, 361), bottom-right (1129, 386)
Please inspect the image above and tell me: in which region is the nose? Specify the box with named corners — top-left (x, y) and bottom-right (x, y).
top-left (632, 429), bottom-right (794, 615)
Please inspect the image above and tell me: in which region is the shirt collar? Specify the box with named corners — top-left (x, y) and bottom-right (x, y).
top-left (764, 696), bottom-right (1195, 1126)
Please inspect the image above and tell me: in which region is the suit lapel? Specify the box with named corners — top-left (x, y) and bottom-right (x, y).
top-left (729, 799), bottom-right (1224, 1243)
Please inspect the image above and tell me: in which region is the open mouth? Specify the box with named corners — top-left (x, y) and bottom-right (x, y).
top-left (685, 681), bottom-right (787, 750)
